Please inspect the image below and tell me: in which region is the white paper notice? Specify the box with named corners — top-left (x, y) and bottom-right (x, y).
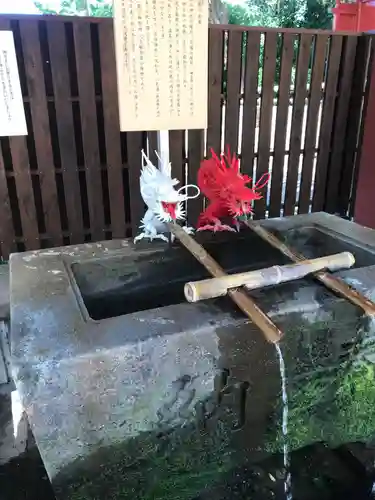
top-left (0, 31), bottom-right (27, 137)
top-left (113, 0), bottom-right (209, 132)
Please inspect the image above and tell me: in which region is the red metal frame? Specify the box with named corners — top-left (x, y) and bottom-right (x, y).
top-left (333, 0), bottom-right (375, 32)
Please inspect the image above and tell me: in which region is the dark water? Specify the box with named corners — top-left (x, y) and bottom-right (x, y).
top-left (72, 225), bottom-right (375, 320)
top-left (72, 230), bottom-right (291, 319)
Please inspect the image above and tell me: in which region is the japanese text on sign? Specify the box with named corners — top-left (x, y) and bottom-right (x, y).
top-left (113, 0), bottom-right (208, 131)
top-left (0, 31), bottom-right (27, 137)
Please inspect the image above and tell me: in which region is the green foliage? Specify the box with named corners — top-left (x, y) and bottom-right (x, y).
top-left (35, 0), bottom-right (333, 26)
top-left (226, 0), bottom-right (334, 30)
top-left (89, 0), bottom-right (112, 17)
top-left (228, 2), bottom-right (279, 28)
top-left (34, 0), bottom-right (113, 16)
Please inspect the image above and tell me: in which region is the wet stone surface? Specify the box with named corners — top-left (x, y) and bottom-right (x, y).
top-left (8, 213), bottom-right (375, 499)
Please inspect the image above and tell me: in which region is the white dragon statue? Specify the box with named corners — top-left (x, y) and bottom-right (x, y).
top-left (134, 150), bottom-right (200, 243)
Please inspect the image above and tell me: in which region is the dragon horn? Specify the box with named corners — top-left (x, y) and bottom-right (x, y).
top-left (210, 147), bottom-right (220, 163)
top-left (255, 172), bottom-right (271, 190)
top-left (223, 145), bottom-right (240, 172)
top-left (141, 149), bottom-right (149, 167)
top-left (230, 152), bottom-right (240, 173)
top-left (210, 148), bottom-right (226, 172)
top-left (155, 150), bottom-right (162, 163)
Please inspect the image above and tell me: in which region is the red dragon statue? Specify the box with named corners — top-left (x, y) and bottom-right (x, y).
top-left (196, 147), bottom-right (270, 232)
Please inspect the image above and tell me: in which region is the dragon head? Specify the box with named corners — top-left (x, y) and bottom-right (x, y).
top-left (140, 150), bottom-right (200, 222)
top-left (209, 148), bottom-right (270, 218)
top-left (153, 183), bottom-right (186, 222)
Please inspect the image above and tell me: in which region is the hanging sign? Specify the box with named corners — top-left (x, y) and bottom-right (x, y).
top-left (113, 0), bottom-right (209, 131)
top-left (0, 31), bottom-right (27, 137)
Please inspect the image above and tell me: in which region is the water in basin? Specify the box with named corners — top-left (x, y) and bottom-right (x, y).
top-left (71, 226), bottom-right (375, 320)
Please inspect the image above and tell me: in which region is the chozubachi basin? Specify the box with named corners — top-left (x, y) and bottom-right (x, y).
top-left (9, 212), bottom-right (375, 499)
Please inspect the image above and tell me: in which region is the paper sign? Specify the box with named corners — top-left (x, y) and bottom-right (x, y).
top-left (113, 0), bottom-right (209, 131)
top-left (0, 31), bottom-right (27, 137)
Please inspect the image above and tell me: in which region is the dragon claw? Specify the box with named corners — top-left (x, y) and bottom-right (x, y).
top-left (156, 234), bottom-right (170, 243)
top-left (134, 231), bottom-right (169, 243)
top-left (232, 219), bottom-right (242, 232)
top-left (133, 233), bottom-right (144, 243)
top-left (216, 224), bottom-right (237, 233)
top-left (182, 226), bottom-right (195, 235)
top-left (198, 223), bottom-right (236, 233)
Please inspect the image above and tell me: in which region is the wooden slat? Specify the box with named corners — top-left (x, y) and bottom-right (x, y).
top-left (98, 21), bottom-right (126, 239)
top-left (0, 21), bottom-right (16, 258)
top-left (284, 33), bottom-right (313, 216)
top-left (209, 24), bottom-right (361, 37)
top-left (8, 136), bottom-right (39, 250)
top-left (325, 36), bottom-right (358, 213)
top-left (339, 36), bottom-right (370, 217)
top-left (241, 31), bottom-right (261, 177)
top-left (348, 35), bottom-right (375, 219)
top-left (298, 34), bottom-right (328, 214)
top-left (187, 130), bottom-right (204, 226)
top-left (0, 142), bottom-right (15, 258)
top-left (269, 33), bottom-right (295, 218)
top-left (312, 35), bottom-right (343, 212)
top-left (224, 30), bottom-right (242, 154)
top-left (0, 17), bottom-right (360, 35)
top-left (126, 132), bottom-right (144, 238)
top-left (0, 18), bottom-right (39, 251)
top-left (147, 131), bottom-right (159, 166)
top-left (47, 20), bottom-right (84, 244)
top-left (207, 28), bottom-right (224, 154)
top-left (73, 21), bottom-right (104, 241)
top-left (19, 19), bottom-right (63, 246)
top-left (254, 31), bottom-right (277, 219)
top-left (169, 130), bottom-right (185, 185)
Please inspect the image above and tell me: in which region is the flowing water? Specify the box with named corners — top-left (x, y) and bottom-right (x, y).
top-left (275, 342), bottom-right (293, 500)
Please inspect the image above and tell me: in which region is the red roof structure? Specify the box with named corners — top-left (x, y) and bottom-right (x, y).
top-left (332, 0), bottom-right (375, 32)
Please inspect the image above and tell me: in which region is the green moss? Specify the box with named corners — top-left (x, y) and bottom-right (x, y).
top-left (265, 359), bottom-right (375, 454)
top-left (54, 420), bottom-right (236, 500)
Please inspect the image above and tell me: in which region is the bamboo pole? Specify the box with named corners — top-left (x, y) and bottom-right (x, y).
top-left (168, 223), bottom-right (283, 344)
top-left (184, 252), bottom-right (355, 303)
top-left (244, 219), bottom-right (375, 316)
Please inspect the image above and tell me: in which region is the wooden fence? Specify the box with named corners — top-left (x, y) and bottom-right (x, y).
top-left (0, 15), bottom-right (373, 259)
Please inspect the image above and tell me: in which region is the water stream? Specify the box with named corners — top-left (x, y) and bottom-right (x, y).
top-left (275, 342), bottom-right (293, 500)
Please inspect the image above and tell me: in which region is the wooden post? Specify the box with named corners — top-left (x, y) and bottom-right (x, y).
top-left (354, 35), bottom-right (375, 228)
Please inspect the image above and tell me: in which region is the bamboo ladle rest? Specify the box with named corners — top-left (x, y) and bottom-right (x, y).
top-left (184, 252), bottom-right (355, 303)
top-left (168, 222), bottom-right (284, 343)
top-left (244, 219), bottom-right (375, 316)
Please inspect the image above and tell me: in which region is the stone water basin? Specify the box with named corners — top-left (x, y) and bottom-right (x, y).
top-left (9, 212), bottom-right (375, 499)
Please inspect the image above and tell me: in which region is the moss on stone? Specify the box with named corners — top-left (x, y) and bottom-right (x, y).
top-left (53, 420), bottom-right (236, 500)
top-left (53, 310), bottom-right (375, 499)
